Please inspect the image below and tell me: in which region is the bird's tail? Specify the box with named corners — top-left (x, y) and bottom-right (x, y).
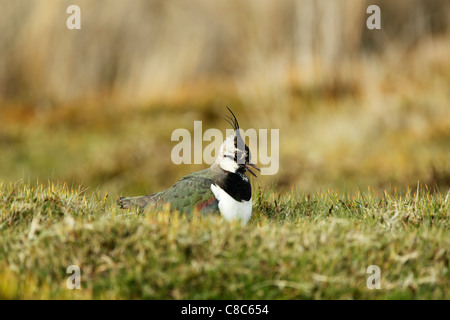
top-left (117, 193), bottom-right (158, 210)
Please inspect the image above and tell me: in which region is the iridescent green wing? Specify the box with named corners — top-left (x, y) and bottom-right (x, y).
top-left (159, 170), bottom-right (220, 215)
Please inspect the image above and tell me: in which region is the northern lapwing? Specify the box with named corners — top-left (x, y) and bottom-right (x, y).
top-left (117, 108), bottom-right (259, 225)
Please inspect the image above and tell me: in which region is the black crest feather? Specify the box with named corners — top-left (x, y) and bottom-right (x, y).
top-left (224, 107), bottom-right (239, 130)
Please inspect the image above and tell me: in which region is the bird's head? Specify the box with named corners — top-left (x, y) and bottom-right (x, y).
top-left (214, 107), bottom-right (260, 177)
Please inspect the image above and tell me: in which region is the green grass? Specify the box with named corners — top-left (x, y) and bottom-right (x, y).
top-left (1, 0), bottom-right (449, 300)
top-left (1, 181), bottom-right (448, 299)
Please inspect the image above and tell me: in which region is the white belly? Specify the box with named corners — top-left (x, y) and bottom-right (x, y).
top-left (210, 184), bottom-right (252, 225)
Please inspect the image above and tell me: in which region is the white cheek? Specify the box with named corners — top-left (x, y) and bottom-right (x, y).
top-left (219, 156), bottom-right (239, 173)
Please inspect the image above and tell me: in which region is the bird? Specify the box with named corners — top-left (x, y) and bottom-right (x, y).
top-left (117, 107), bottom-right (259, 225)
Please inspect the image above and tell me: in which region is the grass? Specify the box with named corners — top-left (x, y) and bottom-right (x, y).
top-left (1, 181), bottom-right (448, 299)
top-left (0, 0), bottom-right (449, 300)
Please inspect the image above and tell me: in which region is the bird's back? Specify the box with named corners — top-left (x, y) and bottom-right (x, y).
top-left (118, 168), bottom-right (224, 215)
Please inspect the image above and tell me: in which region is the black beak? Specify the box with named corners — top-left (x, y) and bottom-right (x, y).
top-left (246, 162), bottom-right (260, 177)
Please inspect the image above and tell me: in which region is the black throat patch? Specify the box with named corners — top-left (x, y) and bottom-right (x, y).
top-left (215, 170), bottom-right (251, 202)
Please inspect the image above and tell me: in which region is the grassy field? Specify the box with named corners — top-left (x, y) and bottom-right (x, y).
top-left (0, 181), bottom-right (448, 299)
top-left (0, 1), bottom-right (449, 300)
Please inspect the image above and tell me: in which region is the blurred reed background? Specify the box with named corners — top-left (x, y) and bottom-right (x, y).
top-left (0, 0), bottom-right (449, 197)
